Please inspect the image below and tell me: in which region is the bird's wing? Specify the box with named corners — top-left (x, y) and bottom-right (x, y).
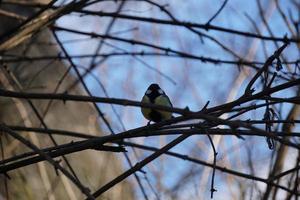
top-left (141, 95), bottom-right (152, 120)
top-left (154, 94), bottom-right (173, 120)
top-left (164, 94), bottom-right (173, 107)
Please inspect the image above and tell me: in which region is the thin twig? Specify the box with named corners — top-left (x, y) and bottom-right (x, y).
top-left (206, 0), bottom-right (229, 25)
top-left (206, 133), bottom-right (218, 198)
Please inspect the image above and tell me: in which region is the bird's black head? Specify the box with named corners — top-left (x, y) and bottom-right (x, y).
top-left (148, 83), bottom-right (160, 91)
top-left (145, 83), bottom-right (164, 100)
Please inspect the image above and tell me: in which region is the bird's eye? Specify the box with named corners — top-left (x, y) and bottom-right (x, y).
top-left (146, 90), bottom-right (151, 94)
top-left (158, 89), bottom-right (164, 94)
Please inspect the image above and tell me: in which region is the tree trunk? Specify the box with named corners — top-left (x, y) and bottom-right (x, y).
top-left (0, 1), bottom-right (134, 199)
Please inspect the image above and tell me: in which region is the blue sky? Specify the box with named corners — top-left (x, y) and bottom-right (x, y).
top-left (56, 0), bottom-right (300, 199)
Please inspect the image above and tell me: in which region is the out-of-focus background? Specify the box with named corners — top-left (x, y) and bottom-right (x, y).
top-left (0, 0), bottom-right (300, 199)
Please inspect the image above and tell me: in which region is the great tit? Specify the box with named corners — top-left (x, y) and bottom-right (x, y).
top-left (141, 83), bottom-right (173, 123)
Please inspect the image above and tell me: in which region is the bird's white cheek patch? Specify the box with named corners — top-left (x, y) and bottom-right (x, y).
top-left (158, 89), bottom-right (164, 94)
top-left (146, 90), bottom-right (151, 94)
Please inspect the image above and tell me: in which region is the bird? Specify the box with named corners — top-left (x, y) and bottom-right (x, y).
top-left (141, 83), bottom-right (173, 123)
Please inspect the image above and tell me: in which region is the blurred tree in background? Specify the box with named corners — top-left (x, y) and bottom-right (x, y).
top-left (0, 0), bottom-right (300, 200)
